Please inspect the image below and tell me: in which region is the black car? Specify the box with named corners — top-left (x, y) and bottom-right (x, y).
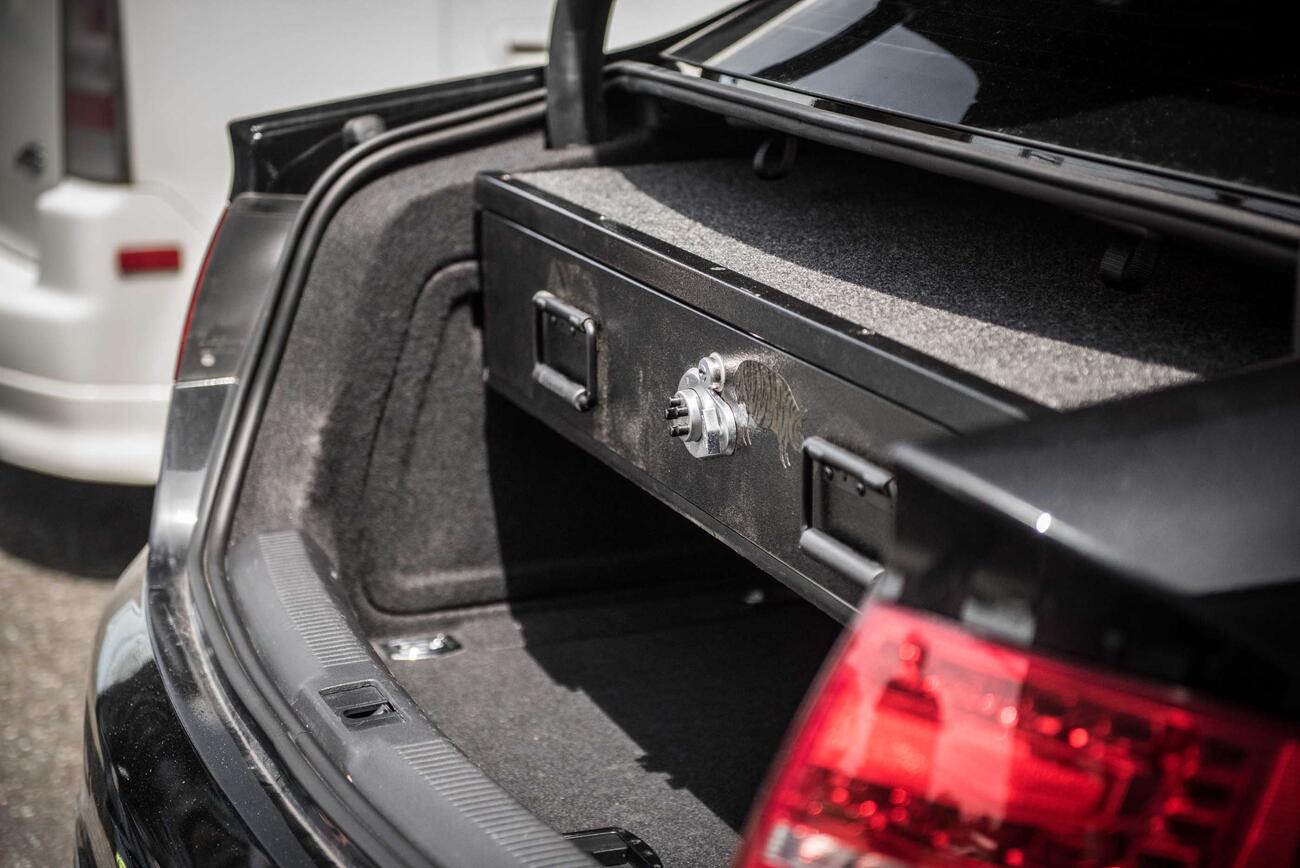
top-left (77, 2), bottom-right (1300, 867)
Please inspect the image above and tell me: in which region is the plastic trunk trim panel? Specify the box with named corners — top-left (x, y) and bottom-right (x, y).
top-left (230, 530), bottom-right (597, 868)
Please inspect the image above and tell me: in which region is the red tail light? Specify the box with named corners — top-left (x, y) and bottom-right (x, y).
top-left (175, 208), bottom-right (228, 379)
top-left (738, 602), bottom-right (1300, 868)
top-left (63, 0), bottom-right (129, 182)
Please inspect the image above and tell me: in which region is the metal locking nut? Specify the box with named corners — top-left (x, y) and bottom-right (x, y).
top-left (665, 353), bottom-right (741, 459)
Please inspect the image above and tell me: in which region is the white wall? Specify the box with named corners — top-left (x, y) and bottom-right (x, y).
top-left (122, 0), bottom-right (736, 230)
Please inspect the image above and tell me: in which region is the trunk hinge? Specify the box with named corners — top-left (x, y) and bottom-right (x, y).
top-left (546, 0), bottom-right (613, 148)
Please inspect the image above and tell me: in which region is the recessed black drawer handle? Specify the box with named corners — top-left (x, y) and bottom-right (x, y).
top-left (532, 291), bottom-right (598, 411)
top-left (800, 437), bottom-right (893, 588)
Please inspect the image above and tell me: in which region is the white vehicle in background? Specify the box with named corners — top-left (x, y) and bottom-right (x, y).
top-left (0, 0), bottom-right (718, 484)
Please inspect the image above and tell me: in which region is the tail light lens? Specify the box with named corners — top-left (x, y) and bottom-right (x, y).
top-left (175, 208), bottom-right (227, 379)
top-left (738, 602), bottom-right (1300, 868)
top-left (63, 0), bottom-right (129, 182)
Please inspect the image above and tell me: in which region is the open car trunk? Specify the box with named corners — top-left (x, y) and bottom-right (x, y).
top-left (222, 103), bottom-right (1294, 866)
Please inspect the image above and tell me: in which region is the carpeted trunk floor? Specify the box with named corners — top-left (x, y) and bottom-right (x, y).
top-left (387, 591), bottom-right (840, 868)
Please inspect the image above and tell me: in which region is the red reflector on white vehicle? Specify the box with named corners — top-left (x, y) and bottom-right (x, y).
top-left (117, 246), bottom-right (181, 274)
top-left (737, 602), bottom-right (1300, 867)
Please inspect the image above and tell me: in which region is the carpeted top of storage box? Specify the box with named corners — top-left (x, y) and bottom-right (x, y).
top-left (515, 155), bottom-right (1290, 409)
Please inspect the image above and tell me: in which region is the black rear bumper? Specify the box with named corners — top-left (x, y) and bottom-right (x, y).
top-left (74, 553), bottom-right (277, 868)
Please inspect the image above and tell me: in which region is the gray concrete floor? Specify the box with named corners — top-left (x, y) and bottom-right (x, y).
top-left (0, 463), bottom-right (151, 867)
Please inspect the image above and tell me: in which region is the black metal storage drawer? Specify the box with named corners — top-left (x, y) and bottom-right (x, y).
top-left (480, 211), bottom-right (947, 619)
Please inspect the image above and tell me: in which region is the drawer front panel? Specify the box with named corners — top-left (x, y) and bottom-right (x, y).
top-left (482, 213), bottom-right (947, 617)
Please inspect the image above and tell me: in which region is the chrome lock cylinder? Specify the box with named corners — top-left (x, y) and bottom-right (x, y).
top-left (665, 353), bottom-right (743, 459)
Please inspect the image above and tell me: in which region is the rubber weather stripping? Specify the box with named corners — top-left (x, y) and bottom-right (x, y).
top-left (608, 61), bottom-right (1300, 265)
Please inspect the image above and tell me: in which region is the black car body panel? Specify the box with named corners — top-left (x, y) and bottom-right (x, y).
top-left (75, 542), bottom-right (347, 868)
top-left (893, 360), bottom-right (1300, 599)
top-left (76, 555), bottom-right (273, 868)
top-left (888, 359), bottom-right (1300, 719)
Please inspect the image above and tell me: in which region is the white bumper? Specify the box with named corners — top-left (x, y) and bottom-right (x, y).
top-left (0, 179), bottom-right (204, 484)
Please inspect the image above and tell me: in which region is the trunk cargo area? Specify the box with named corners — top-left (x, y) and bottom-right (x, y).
top-left (380, 586), bottom-right (839, 868)
top-left (228, 125), bottom-right (1297, 868)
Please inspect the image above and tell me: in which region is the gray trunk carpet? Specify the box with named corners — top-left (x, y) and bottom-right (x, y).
top-left (386, 591), bottom-right (840, 868)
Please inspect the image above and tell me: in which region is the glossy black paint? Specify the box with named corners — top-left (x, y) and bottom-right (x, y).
top-left (71, 118), bottom-right (313, 865)
top-left (886, 359), bottom-right (1300, 720)
top-left (667, 0), bottom-right (1300, 199)
top-left (77, 298), bottom-right (355, 865)
top-left (74, 556), bottom-right (271, 868)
